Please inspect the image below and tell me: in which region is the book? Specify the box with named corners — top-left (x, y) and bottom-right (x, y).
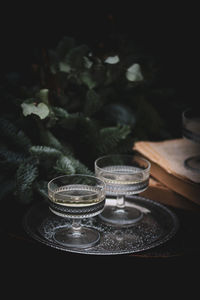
top-left (133, 138), bottom-right (200, 206)
top-left (141, 177), bottom-right (200, 212)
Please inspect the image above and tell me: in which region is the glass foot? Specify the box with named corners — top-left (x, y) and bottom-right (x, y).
top-left (53, 226), bottom-right (100, 248)
top-left (99, 204), bottom-right (143, 227)
top-left (184, 155), bottom-right (200, 172)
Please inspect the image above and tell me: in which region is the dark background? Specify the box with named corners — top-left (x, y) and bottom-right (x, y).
top-left (0, 4), bottom-right (199, 107)
top-left (1, 4), bottom-right (200, 275)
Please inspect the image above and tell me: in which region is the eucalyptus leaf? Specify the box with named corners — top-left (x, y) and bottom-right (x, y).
top-left (53, 107), bottom-right (69, 118)
top-left (37, 89), bottom-right (49, 104)
top-left (59, 61), bottom-right (71, 73)
top-left (126, 63), bottom-right (143, 81)
top-left (65, 45), bottom-right (90, 69)
top-left (21, 102), bottom-right (49, 119)
top-left (104, 55), bottom-right (120, 64)
top-left (79, 71), bottom-right (97, 89)
top-left (83, 56), bottom-right (93, 69)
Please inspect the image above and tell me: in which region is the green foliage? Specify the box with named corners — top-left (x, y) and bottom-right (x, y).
top-left (37, 126), bottom-right (64, 150)
top-left (68, 156), bottom-right (94, 176)
top-left (97, 125), bottom-right (131, 154)
top-left (30, 145), bottom-right (62, 159)
top-left (0, 148), bottom-right (26, 171)
top-left (0, 35), bottom-right (174, 204)
top-left (84, 89), bottom-right (102, 117)
top-left (34, 180), bottom-right (48, 200)
top-left (54, 155), bottom-right (76, 175)
top-left (15, 158), bottom-right (39, 204)
top-left (0, 117), bottom-right (32, 152)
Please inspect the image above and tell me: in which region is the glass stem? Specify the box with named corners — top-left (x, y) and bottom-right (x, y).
top-left (71, 219), bottom-right (82, 235)
top-left (116, 195), bottom-right (125, 208)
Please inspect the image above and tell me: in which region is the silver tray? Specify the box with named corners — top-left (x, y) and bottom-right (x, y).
top-left (23, 196), bottom-right (179, 255)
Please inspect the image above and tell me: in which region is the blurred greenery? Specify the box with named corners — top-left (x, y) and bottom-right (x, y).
top-left (0, 35), bottom-right (188, 204)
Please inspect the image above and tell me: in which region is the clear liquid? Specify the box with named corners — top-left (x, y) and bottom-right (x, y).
top-left (96, 165), bottom-right (149, 195)
top-left (49, 184), bottom-right (104, 207)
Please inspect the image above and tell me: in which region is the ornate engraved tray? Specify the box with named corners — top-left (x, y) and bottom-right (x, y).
top-left (23, 196), bottom-right (179, 255)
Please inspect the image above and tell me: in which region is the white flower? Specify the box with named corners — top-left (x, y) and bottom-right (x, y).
top-left (126, 63), bottom-right (143, 81)
top-left (104, 55), bottom-right (120, 64)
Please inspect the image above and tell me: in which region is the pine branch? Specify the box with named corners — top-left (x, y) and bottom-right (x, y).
top-left (36, 121), bottom-right (63, 150)
top-left (34, 180), bottom-right (48, 200)
top-left (60, 142), bottom-right (74, 156)
top-left (53, 107), bottom-right (80, 132)
top-left (52, 106), bottom-right (69, 118)
top-left (77, 115), bottom-right (99, 148)
top-left (54, 155), bottom-right (93, 176)
top-left (15, 157), bottom-right (39, 204)
top-left (0, 148), bottom-right (26, 169)
top-left (56, 111), bottom-right (81, 130)
top-left (54, 155), bottom-right (76, 175)
top-left (65, 44), bottom-right (90, 69)
top-left (0, 118), bottom-right (32, 152)
top-left (30, 145), bottom-right (62, 159)
top-left (83, 89), bottom-right (102, 117)
top-left (109, 136), bottom-right (135, 154)
top-left (97, 124), bottom-right (131, 154)
top-left (69, 156), bottom-right (94, 175)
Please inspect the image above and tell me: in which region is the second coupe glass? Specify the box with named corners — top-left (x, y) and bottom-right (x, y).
top-left (95, 154), bottom-right (151, 226)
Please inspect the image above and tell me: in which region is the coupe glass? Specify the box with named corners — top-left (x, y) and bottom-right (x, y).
top-left (48, 174), bottom-right (105, 248)
top-left (95, 154), bottom-right (151, 226)
top-left (182, 108), bottom-right (200, 172)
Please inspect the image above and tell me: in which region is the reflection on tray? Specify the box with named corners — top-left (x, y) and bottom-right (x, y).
top-left (105, 198), bottom-right (151, 214)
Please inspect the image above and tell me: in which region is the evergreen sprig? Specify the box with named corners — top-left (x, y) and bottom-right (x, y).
top-left (30, 145), bottom-right (62, 159)
top-left (54, 155), bottom-right (76, 175)
top-left (0, 117), bottom-right (32, 152)
top-left (15, 158), bottom-right (39, 204)
top-left (97, 124), bottom-right (131, 154)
